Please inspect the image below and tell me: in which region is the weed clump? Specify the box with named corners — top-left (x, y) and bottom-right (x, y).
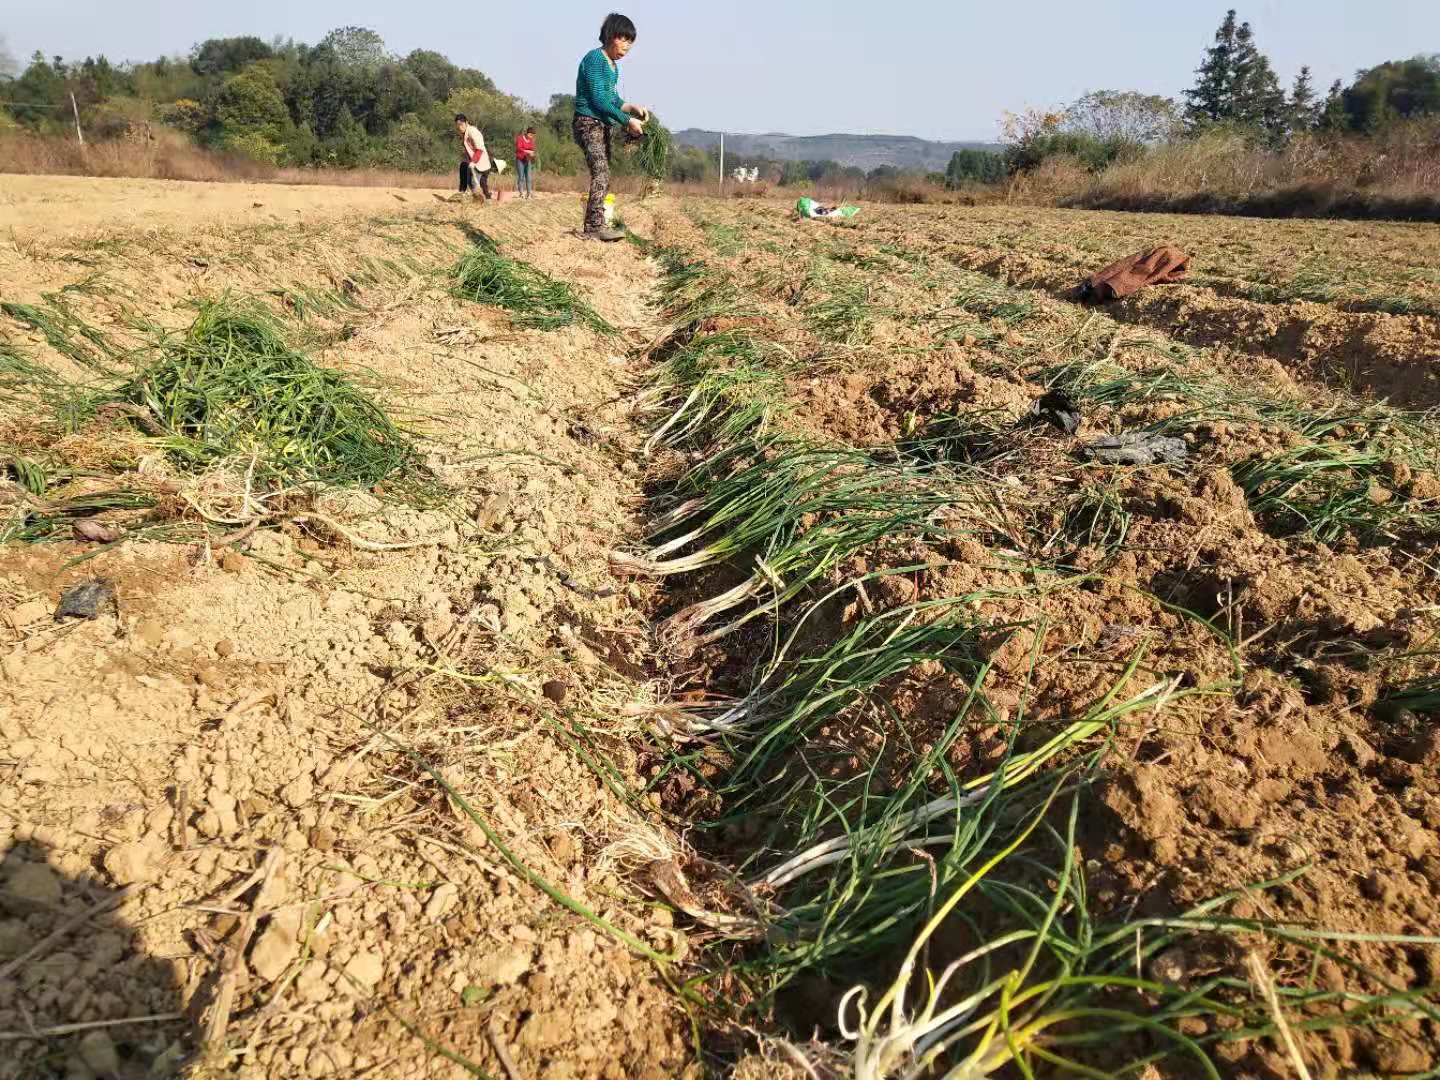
top-left (451, 243), bottom-right (614, 334)
top-left (110, 299), bottom-right (421, 488)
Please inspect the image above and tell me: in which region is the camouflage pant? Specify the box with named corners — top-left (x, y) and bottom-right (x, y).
top-left (572, 115), bottom-right (612, 232)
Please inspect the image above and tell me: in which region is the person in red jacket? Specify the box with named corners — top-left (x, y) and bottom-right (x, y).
top-left (514, 126), bottom-right (537, 199)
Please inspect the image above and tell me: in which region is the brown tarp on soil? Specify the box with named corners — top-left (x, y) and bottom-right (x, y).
top-left (1079, 245), bottom-right (1191, 302)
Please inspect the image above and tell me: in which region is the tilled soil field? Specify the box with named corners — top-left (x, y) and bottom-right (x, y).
top-left (2, 181), bottom-right (1438, 1079)
top-left (0, 180), bottom-right (695, 1079)
top-left (878, 204), bottom-right (1440, 407)
top-left (613, 199), bottom-right (1439, 1078)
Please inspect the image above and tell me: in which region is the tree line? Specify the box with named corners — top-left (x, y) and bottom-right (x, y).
top-left (4, 16), bottom-right (1436, 190)
top-left (0, 29), bottom-right (965, 192)
top-left (0, 29), bottom-right (601, 174)
top-left (0, 29), bottom-right (879, 187)
top-left (957, 10), bottom-right (1440, 186)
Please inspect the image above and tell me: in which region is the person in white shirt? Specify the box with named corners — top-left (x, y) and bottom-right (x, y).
top-left (454, 114), bottom-right (493, 203)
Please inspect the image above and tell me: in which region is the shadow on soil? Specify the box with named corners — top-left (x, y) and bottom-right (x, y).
top-left (0, 839), bottom-right (196, 1079)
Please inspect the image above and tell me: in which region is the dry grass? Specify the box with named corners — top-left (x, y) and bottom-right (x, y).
top-left (2, 130), bottom-right (997, 206)
top-left (1, 130), bottom-right (448, 191)
top-left (1070, 121), bottom-right (1440, 221)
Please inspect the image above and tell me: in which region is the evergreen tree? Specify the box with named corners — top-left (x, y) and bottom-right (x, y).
top-left (1185, 9), bottom-right (1239, 124)
top-left (1186, 11), bottom-right (1289, 142)
top-left (9, 53), bottom-right (67, 126)
top-left (1319, 79), bottom-right (1348, 130)
top-left (1230, 20), bottom-right (1287, 141)
top-left (945, 149), bottom-right (1006, 186)
top-left (1288, 65), bottom-right (1320, 134)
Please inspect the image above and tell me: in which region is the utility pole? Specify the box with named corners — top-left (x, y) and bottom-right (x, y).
top-left (70, 92), bottom-right (84, 146)
top-left (719, 132), bottom-right (725, 197)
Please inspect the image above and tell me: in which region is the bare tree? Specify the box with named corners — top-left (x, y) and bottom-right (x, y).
top-left (318, 27), bottom-right (389, 70)
top-left (1061, 90), bottom-right (1182, 145)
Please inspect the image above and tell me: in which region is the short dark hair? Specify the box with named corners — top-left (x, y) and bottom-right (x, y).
top-left (600, 13), bottom-right (636, 45)
top-left (525, 126), bottom-right (536, 134)
top-left (454, 113), bottom-right (467, 123)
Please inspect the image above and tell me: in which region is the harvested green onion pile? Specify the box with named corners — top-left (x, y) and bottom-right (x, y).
top-left (111, 299), bottom-right (420, 488)
top-left (451, 244), bottom-right (614, 333)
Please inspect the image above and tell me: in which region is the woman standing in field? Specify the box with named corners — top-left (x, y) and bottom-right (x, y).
top-left (455, 113), bottom-right (493, 203)
top-left (515, 125), bottom-right (537, 199)
top-left (573, 13), bottom-right (649, 241)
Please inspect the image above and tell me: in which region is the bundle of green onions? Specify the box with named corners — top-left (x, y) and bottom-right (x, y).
top-left (628, 113), bottom-right (672, 187)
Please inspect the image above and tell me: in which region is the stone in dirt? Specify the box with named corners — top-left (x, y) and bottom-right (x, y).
top-left (0, 921), bottom-right (31, 956)
top-left (53, 578), bottom-right (117, 620)
top-left (135, 618), bottom-right (165, 647)
top-left (72, 519), bottom-right (122, 544)
top-left (519, 1010), bottom-right (570, 1050)
top-left (9, 598), bottom-right (50, 626)
top-left (550, 832), bottom-right (579, 865)
top-left (1081, 432), bottom-right (1188, 466)
top-left (542, 680), bottom-right (568, 704)
top-left (3, 861), bottom-right (63, 912)
top-left (476, 493), bottom-right (514, 530)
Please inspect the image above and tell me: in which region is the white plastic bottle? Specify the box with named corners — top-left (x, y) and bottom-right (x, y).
top-left (603, 194), bottom-right (616, 226)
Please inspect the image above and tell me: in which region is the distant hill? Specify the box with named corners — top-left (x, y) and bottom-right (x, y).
top-left (674, 129), bottom-right (1003, 172)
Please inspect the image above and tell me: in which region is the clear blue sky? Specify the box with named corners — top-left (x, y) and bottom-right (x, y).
top-left (5, 1), bottom-right (1437, 141)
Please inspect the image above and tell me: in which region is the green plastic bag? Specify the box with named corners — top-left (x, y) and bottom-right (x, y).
top-left (795, 197), bottom-right (860, 220)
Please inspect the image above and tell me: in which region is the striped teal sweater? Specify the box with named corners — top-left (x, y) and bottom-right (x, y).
top-left (575, 48), bottom-right (629, 127)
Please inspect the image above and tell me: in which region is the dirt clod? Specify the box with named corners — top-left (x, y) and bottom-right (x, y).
top-left (343, 950), bottom-right (384, 989)
top-left (73, 520), bottom-right (122, 543)
top-left (477, 945), bottom-right (534, 988)
top-left (77, 1030), bottom-right (121, 1075)
top-left (251, 918), bottom-right (301, 982)
top-left (3, 861), bottom-right (64, 912)
top-left (103, 838), bottom-right (160, 885)
top-left (425, 883), bottom-right (460, 922)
